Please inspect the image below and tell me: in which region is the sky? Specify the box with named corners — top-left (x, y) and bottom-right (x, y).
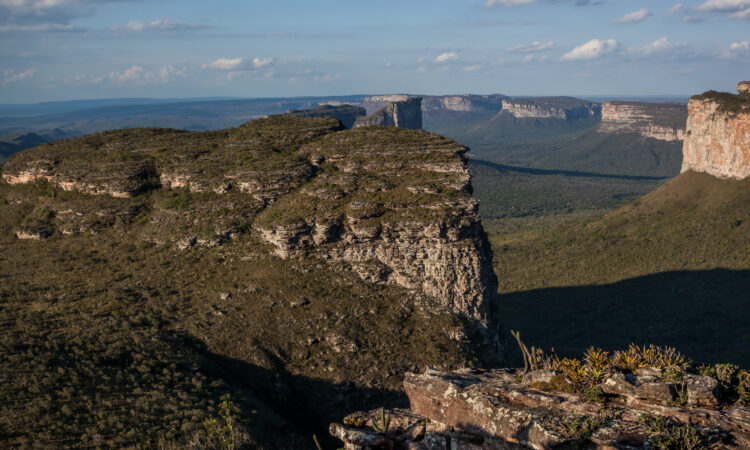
top-left (0, 0), bottom-right (749, 103)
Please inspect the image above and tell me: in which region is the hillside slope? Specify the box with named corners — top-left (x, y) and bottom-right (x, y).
top-left (0, 117), bottom-right (497, 447)
top-left (494, 171), bottom-right (750, 365)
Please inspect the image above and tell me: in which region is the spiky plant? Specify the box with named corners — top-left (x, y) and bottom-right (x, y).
top-left (583, 347), bottom-right (610, 371)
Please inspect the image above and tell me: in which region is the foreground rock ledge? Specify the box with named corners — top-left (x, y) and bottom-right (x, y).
top-left (330, 368), bottom-right (750, 449)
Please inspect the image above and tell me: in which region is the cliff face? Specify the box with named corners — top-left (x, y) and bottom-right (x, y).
top-left (599, 102), bottom-right (687, 142)
top-left (2, 115), bottom-right (495, 325)
top-left (500, 97), bottom-right (601, 120)
top-left (353, 97), bottom-right (423, 130)
top-left (256, 127), bottom-right (496, 322)
top-left (681, 86), bottom-right (750, 180)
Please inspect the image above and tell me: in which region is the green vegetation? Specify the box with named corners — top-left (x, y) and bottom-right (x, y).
top-left (638, 415), bottom-right (705, 450)
top-left (0, 119), bottom-right (480, 447)
top-left (493, 171), bottom-right (750, 366)
top-left (692, 90), bottom-right (750, 114)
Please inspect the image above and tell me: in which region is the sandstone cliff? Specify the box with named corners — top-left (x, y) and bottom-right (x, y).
top-left (353, 97), bottom-right (423, 130)
top-left (681, 84), bottom-right (750, 180)
top-left (599, 102), bottom-right (687, 142)
top-left (500, 97), bottom-right (600, 120)
top-left (2, 115), bottom-right (495, 325)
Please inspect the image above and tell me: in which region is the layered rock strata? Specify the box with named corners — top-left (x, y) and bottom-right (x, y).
top-left (681, 85), bottom-right (750, 180)
top-left (599, 102), bottom-right (687, 142)
top-left (354, 98), bottom-right (423, 130)
top-left (255, 127), bottom-right (496, 322)
top-left (331, 368), bottom-right (750, 449)
top-left (500, 98), bottom-right (601, 120)
top-left (2, 116), bottom-right (497, 327)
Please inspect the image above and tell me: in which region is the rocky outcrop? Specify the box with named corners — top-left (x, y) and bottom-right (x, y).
top-left (500, 97), bottom-right (600, 120)
top-left (331, 368), bottom-right (750, 449)
top-left (353, 97), bottom-right (423, 130)
top-left (362, 95), bottom-right (414, 114)
top-left (2, 116), bottom-right (498, 332)
top-left (284, 104), bottom-right (366, 129)
top-left (599, 102), bottom-right (687, 142)
top-left (255, 127), bottom-right (496, 323)
top-left (681, 85), bottom-right (750, 180)
top-left (738, 81), bottom-right (750, 94)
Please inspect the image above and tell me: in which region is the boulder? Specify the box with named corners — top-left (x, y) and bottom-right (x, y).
top-left (685, 374), bottom-right (721, 408)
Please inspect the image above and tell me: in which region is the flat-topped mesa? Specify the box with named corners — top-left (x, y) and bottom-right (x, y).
top-left (681, 84), bottom-right (750, 180)
top-left (500, 97), bottom-right (601, 120)
top-left (353, 97), bottom-right (423, 130)
top-left (598, 102), bottom-right (687, 142)
top-left (284, 104), bottom-right (366, 129)
top-left (2, 116), bottom-right (498, 329)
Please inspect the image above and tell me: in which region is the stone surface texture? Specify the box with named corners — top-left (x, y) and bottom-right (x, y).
top-left (500, 98), bottom-right (600, 120)
top-left (598, 102), bottom-right (687, 142)
top-left (354, 97), bottom-right (423, 130)
top-left (681, 92), bottom-right (750, 180)
top-left (331, 368), bottom-right (750, 449)
top-left (2, 116), bottom-right (498, 331)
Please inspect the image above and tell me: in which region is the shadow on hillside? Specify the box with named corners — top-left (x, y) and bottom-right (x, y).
top-left (470, 158), bottom-right (669, 181)
top-left (496, 268), bottom-right (750, 368)
top-left (182, 335), bottom-right (406, 449)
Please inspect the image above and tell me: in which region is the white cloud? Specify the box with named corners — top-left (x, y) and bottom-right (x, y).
top-left (669, 3), bottom-right (686, 14)
top-left (202, 56), bottom-right (276, 72)
top-left (612, 9), bottom-right (652, 24)
top-left (508, 41), bottom-right (555, 52)
top-left (561, 38), bottom-right (618, 61)
top-left (203, 57), bottom-right (245, 70)
top-left (729, 7), bottom-right (750, 17)
top-left (1, 67), bottom-right (36, 86)
top-left (145, 65), bottom-right (186, 82)
top-left (252, 57), bottom-right (275, 68)
top-left (109, 65), bottom-right (143, 83)
top-left (697, 0), bottom-right (750, 11)
top-left (434, 52), bottom-right (459, 63)
top-left (626, 37), bottom-right (685, 57)
top-left (484, 0), bottom-right (535, 6)
top-left (462, 64), bottom-right (484, 72)
top-left (111, 18), bottom-right (208, 32)
top-left (715, 40), bottom-right (750, 59)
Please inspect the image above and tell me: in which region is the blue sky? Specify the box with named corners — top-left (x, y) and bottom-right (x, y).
top-left (1, 0), bottom-right (748, 103)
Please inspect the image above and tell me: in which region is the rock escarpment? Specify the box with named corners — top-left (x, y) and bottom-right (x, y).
top-left (332, 368), bottom-right (750, 449)
top-left (2, 115), bottom-right (496, 326)
top-left (353, 97), bottom-right (423, 130)
top-left (256, 127), bottom-right (496, 323)
top-left (500, 97), bottom-right (601, 120)
top-left (598, 102), bottom-right (687, 142)
top-left (284, 104), bottom-right (366, 129)
top-left (681, 84), bottom-right (750, 180)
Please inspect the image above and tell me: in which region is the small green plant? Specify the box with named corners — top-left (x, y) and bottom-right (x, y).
top-left (565, 415), bottom-right (607, 442)
top-left (372, 408), bottom-right (391, 435)
top-left (739, 371), bottom-right (750, 405)
top-left (198, 394), bottom-right (248, 450)
top-left (583, 386), bottom-right (605, 404)
top-left (639, 414), bottom-right (705, 450)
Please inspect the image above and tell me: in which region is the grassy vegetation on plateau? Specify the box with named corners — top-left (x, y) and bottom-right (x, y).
top-left (493, 171), bottom-right (750, 366)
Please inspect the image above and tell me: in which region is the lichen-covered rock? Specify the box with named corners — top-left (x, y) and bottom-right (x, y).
top-left (685, 374), bottom-right (721, 408)
top-left (598, 102), bottom-right (687, 142)
top-left (681, 88), bottom-right (750, 180)
top-left (332, 368), bottom-right (750, 449)
top-left (354, 97), bottom-right (423, 130)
